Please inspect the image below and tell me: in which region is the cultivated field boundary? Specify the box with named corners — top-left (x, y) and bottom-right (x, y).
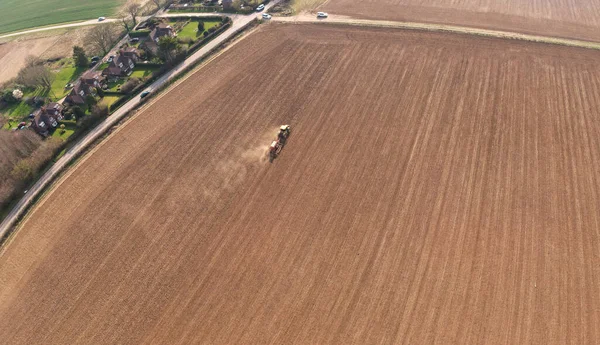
top-left (0, 17), bottom-right (265, 249)
top-left (274, 16), bottom-right (600, 51)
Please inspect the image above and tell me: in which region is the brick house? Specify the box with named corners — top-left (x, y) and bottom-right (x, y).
top-left (80, 70), bottom-right (105, 88)
top-left (120, 46), bottom-right (141, 62)
top-left (102, 55), bottom-right (135, 81)
top-left (30, 102), bottom-right (64, 137)
top-left (150, 23), bottom-right (175, 43)
top-left (65, 82), bottom-right (96, 105)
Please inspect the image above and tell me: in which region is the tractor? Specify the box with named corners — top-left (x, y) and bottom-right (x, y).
top-left (269, 125), bottom-right (291, 161)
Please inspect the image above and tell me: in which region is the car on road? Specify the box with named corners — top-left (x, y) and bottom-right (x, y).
top-left (256, 4), bottom-right (265, 11)
top-left (98, 17), bottom-right (106, 21)
top-left (317, 12), bottom-right (328, 18)
top-left (89, 61), bottom-right (97, 67)
top-left (140, 91), bottom-right (150, 98)
top-left (262, 13), bottom-right (271, 19)
top-left (91, 56), bottom-right (100, 62)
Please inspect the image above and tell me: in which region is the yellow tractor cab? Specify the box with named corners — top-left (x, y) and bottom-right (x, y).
top-left (279, 125), bottom-right (291, 137)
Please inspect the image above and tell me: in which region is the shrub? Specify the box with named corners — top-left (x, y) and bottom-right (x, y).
top-left (2, 89), bottom-right (17, 103)
top-left (178, 37), bottom-right (194, 45)
top-left (12, 89), bottom-right (23, 100)
top-left (129, 30), bottom-right (151, 38)
top-left (72, 106), bottom-right (85, 120)
top-left (121, 77), bottom-right (141, 94)
top-left (92, 103), bottom-right (109, 117)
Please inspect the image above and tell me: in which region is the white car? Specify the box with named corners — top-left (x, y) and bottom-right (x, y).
top-left (317, 12), bottom-right (328, 18)
top-left (262, 13), bottom-right (271, 19)
top-left (256, 4), bottom-right (265, 11)
top-left (98, 17), bottom-right (106, 21)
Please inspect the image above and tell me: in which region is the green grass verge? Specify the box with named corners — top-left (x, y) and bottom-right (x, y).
top-left (0, 0), bottom-right (122, 35)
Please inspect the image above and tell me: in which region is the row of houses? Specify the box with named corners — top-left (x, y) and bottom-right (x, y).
top-left (30, 47), bottom-right (143, 137)
top-left (28, 19), bottom-right (179, 137)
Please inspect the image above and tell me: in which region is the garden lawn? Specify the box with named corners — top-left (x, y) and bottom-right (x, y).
top-left (51, 65), bottom-right (86, 100)
top-left (0, 0), bottom-right (122, 35)
top-left (102, 95), bottom-right (121, 109)
top-left (173, 20), bottom-right (222, 42)
top-left (51, 124), bottom-right (75, 140)
top-left (107, 79), bottom-right (126, 92)
top-left (1, 102), bottom-right (34, 120)
top-left (130, 66), bottom-right (158, 79)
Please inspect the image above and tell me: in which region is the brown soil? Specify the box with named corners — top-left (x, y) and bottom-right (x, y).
top-left (2, 23), bottom-right (600, 344)
top-left (322, 0), bottom-right (600, 42)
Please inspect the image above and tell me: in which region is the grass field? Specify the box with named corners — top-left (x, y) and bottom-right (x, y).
top-left (0, 0), bottom-right (122, 35)
top-left (323, 0), bottom-right (600, 41)
top-left (2, 23), bottom-right (600, 344)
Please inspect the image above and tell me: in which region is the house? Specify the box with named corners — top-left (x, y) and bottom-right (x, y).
top-left (65, 82), bottom-right (95, 105)
top-left (30, 103), bottom-right (64, 137)
top-left (120, 46), bottom-right (141, 62)
top-left (150, 23), bottom-right (175, 43)
top-left (80, 70), bottom-right (105, 88)
top-left (102, 55), bottom-right (135, 81)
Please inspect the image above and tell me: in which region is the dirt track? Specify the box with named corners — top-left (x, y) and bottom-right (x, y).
top-left (321, 0), bottom-right (600, 42)
top-left (2, 23), bottom-right (600, 344)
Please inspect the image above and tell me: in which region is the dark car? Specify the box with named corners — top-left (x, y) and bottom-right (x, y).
top-left (140, 91), bottom-right (150, 98)
top-left (91, 56), bottom-right (100, 61)
top-left (89, 61), bottom-right (97, 67)
top-left (129, 37), bottom-right (140, 43)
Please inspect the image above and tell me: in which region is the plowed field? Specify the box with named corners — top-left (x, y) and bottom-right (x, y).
top-left (2, 23), bottom-right (600, 344)
top-left (322, 0), bottom-right (600, 42)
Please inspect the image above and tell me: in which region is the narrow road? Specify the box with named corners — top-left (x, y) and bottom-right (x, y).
top-left (0, 19), bottom-right (120, 39)
top-left (0, 2), bottom-right (280, 239)
top-left (273, 14), bottom-right (600, 50)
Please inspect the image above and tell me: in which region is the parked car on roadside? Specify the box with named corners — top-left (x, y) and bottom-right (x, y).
top-left (317, 12), bottom-right (328, 18)
top-left (256, 4), bottom-right (265, 11)
top-left (262, 13), bottom-right (271, 19)
top-left (98, 17), bottom-right (106, 21)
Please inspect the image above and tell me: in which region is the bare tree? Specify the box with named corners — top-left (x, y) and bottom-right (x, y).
top-left (16, 65), bottom-right (54, 89)
top-left (85, 24), bottom-right (120, 55)
top-left (126, 2), bottom-right (141, 28)
top-left (119, 13), bottom-right (134, 32)
top-left (151, 0), bottom-right (163, 10)
top-left (24, 55), bottom-right (43, 68)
